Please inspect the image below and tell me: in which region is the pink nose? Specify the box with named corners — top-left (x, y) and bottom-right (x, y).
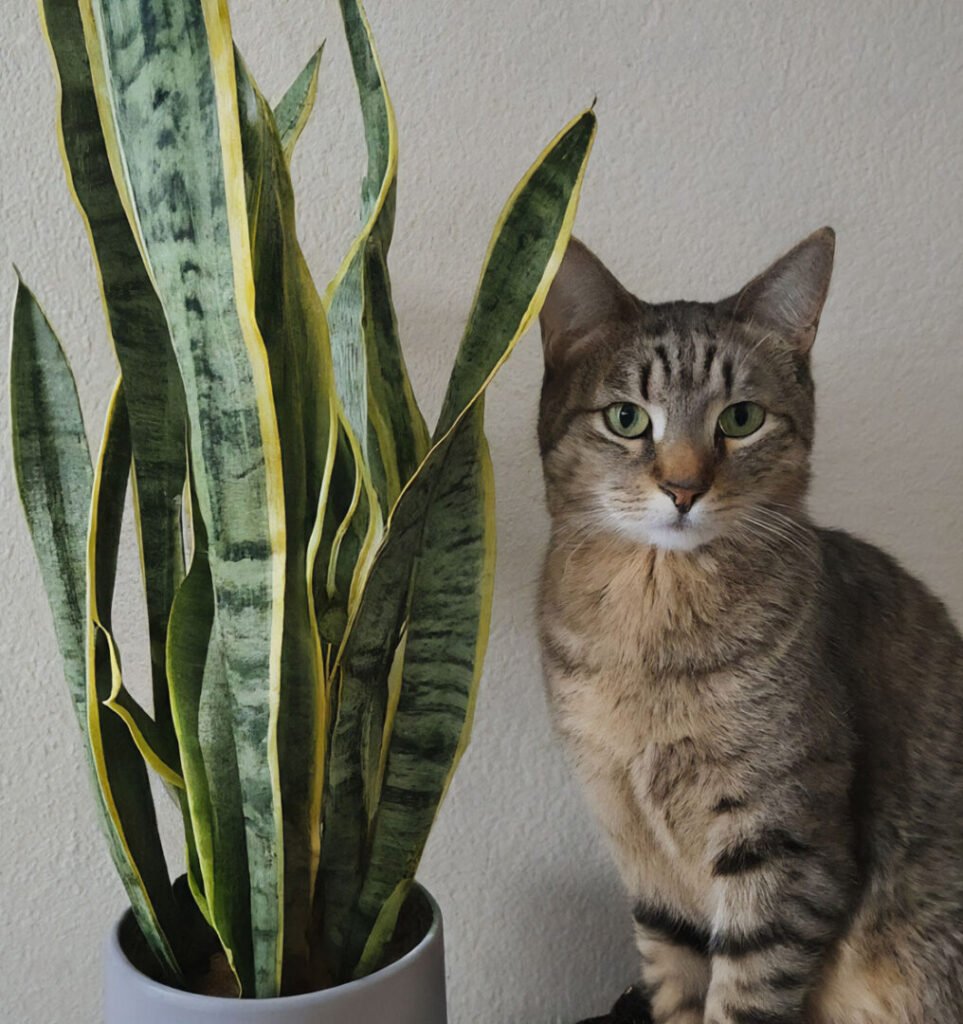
top-left (659, 481), bottom-right (708, 514)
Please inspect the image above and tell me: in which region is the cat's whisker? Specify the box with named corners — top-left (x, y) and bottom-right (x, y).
top-left (737, 508), bottom-right (807, 548)
top-left (734, 510), bottom-right (820, 567)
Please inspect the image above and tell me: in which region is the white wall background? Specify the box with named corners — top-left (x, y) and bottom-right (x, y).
top-left (2, 1), bottom-right (962, 1021)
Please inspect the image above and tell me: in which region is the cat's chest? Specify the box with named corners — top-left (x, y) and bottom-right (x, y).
top-left (540, 547), bottom-right (744, 860)
top-left (548, 632), bottom-right (728, 781)
top-left (548, 651), bottom-right (729, 890)
top-left (542, 540), bottom-right (764, 681)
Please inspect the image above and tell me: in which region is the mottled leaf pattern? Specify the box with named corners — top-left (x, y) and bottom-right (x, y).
top-left (320, 108), bottom-right (596, 979)
top-left (325, 0), bottom-right (429, 516)
top-left (274, 45), bottom-right (323, 163)
top-left (345, 406), bottom-right (495, 978)
top-left (41, 0), bottom-right (188, 758)
top-left (235, 49), bottom-right (332, 991)
top-left (80, 0), bottom-right (287, 995)
top-left (10, 279), bottom-right (92, 731)
top-left (86, 383), bottom-right (184, 980)
top-left (10, 283), bottom-right (184, 981)
top-left (168, 476), bottom-right (252, 995)
top-left (434, 110), bottom-right (596, 440)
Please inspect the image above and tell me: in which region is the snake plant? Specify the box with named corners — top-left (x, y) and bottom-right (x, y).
top-left (10, 0), bottom-right (594, 998)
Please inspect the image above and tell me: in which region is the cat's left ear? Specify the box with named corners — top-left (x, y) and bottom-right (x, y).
top-left (722, 227), bottom-right (835, 355)
top-left (539, 237), bottom-right (640, 368)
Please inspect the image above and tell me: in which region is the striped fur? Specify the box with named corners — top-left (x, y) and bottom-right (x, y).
top-left (537, 233), bottom-right (963, 1023)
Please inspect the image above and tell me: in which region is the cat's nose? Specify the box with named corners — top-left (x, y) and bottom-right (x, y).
top-left (659, 480), bottom-right (708, 514)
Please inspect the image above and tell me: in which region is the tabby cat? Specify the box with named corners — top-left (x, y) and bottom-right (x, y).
top-left (537, 229), bottom-right (963, 1024)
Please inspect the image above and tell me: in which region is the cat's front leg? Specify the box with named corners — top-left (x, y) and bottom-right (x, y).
top-left (633, 905), bottom-right (711, 1023)
top-left (701, 830), bottom-right (853, 1024)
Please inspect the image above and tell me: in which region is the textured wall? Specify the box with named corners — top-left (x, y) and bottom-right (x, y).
top-left (2, 2), bottom-right (961, 1021)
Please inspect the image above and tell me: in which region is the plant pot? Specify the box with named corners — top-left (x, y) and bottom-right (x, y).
top-left (103, 885), bottom-right (448, 1023)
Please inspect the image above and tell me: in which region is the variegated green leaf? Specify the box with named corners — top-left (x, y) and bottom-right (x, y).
top-left (343, 404), bottom-right (494, 979)
top-left (86, 381), bottom-right (184, 981)
top-left (361, 236), bottom-right (429, 500)
top-left (434, 110), bottom-right (596, 439)
top-left (168, 475), bottom-right (253, 995)
top-left (42, 6), bottom-right (196, 926)
top-left (80, 0), bottom-right (287, 995)
top-left (10, 278), bottom-right (92, 730)
top-left (325, 0), bottom-right (429, 515)
top-left (274, 44), bottom-right (323, 163)
top-left (11, 281), bottom-right (186, 980)
top-left (41, 0), bottom-right (188, 760)
top-left (320, 107), bottom-right (595, 980)
top-left (234, 49), bottom-right (333, 991)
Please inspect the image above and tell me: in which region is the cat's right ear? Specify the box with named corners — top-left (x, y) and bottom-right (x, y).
top-left (539, 238), bottom-right (639, 368)
top-left (721, 227), bottom-right (836, 355)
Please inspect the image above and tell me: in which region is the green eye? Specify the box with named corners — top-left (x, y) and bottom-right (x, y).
top-left (718, 401), bottom-right (765, 438)
top-left (604, 402), bottom-right (650, 438)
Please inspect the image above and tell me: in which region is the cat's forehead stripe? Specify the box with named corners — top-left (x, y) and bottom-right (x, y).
top-left (702, 344), bottom-right (717, 383)
top-left (639, 361), bottom-right (652, 402)
top-left (637, 333), bottom-right (728, 402)
top-left (722, 357), bottom-right (734, 398)
top-left (654, 344), bottom-right (671, 384)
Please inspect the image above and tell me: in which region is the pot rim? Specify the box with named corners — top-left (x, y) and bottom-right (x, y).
top-left (106, 883), bottom-right (442, 1007)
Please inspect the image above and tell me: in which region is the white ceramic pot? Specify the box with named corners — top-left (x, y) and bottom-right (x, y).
top-left (103, 886), bottom-right (448, 1024)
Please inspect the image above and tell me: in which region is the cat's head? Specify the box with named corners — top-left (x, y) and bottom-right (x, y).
top-left (538, 228), bottom-right (834, 551)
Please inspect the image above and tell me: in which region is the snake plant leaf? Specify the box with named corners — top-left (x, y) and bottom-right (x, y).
top-left (10, 277), bottom-right (92, 730)
top-left (80, 0), bottom-right (287, 994)
top-left (168, 475), bottom-right (253, 996)
top-left (324, 0), bottom-right (429, 515)
top-left (41, 0), bottom-right (200, 902)
top-left (274, 44), bottom-right (323, 163)
top-left (234, 49), bottom-right (334, 990)
top-left (343, 404), bottom-right (495, 978)
top-left (236, 43), bottom-right (385, 979)
top-left (103, 678), bottom-right (184, 788)
top-left (10, 284), bottom-right (185, 979)
top-left (320, 107), bottom-right (595, 979)
top-left (434, 109), bottom-right (596, 440)
top-left (40, 0), bottom-right (188, 761)
top-left (361, 236), bottom-right (429, 500)
top-left (87, 381), bottom-right (184, 981)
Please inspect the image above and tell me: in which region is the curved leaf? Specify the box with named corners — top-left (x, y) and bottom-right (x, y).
top-left (11, 281), bottom-right (186, 979)
top-left (40, 0), bottom-right (188, 759)
top-left (324, 0), bottom-right (429, 515)
top-left (345, 404), bottom-right (494, 978)
top-left (86, 381), bottom-right (184, 981)
top-left (274, 44), bottom-right (323, 163)
top-left (10, 278), bottom-right (92, 729)
top-left (80, 0), bottom-right (288, 994)
top-left (320, 107), bottom-right (595, 979)
top-left (168, 476), bottom-right (252, 995)
top-left (434, 109), bottom-right (596, 438)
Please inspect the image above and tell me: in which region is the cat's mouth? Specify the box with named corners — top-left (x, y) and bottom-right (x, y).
top-left (605, 499), bottom-right (723, 552)
top-left (647, 513), bottom-right (716, 551)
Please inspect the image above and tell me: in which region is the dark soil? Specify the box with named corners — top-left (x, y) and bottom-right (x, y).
top-left (375, 885), bottom-right (434, 972)
top-left (183, 885), bottom-right (434, 997)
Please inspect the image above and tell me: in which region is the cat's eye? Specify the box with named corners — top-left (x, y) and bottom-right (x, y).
top-left (717, 401), bottom-right (765, 438)
top-left (604, 403), bottom-right (650, 438)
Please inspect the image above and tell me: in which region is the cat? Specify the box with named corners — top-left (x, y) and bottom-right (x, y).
top-left (536, 229), bottom-right (963, 1024)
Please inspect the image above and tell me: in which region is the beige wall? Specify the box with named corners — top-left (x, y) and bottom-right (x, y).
top-left (1, 1), bottom-right (961, 1020)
